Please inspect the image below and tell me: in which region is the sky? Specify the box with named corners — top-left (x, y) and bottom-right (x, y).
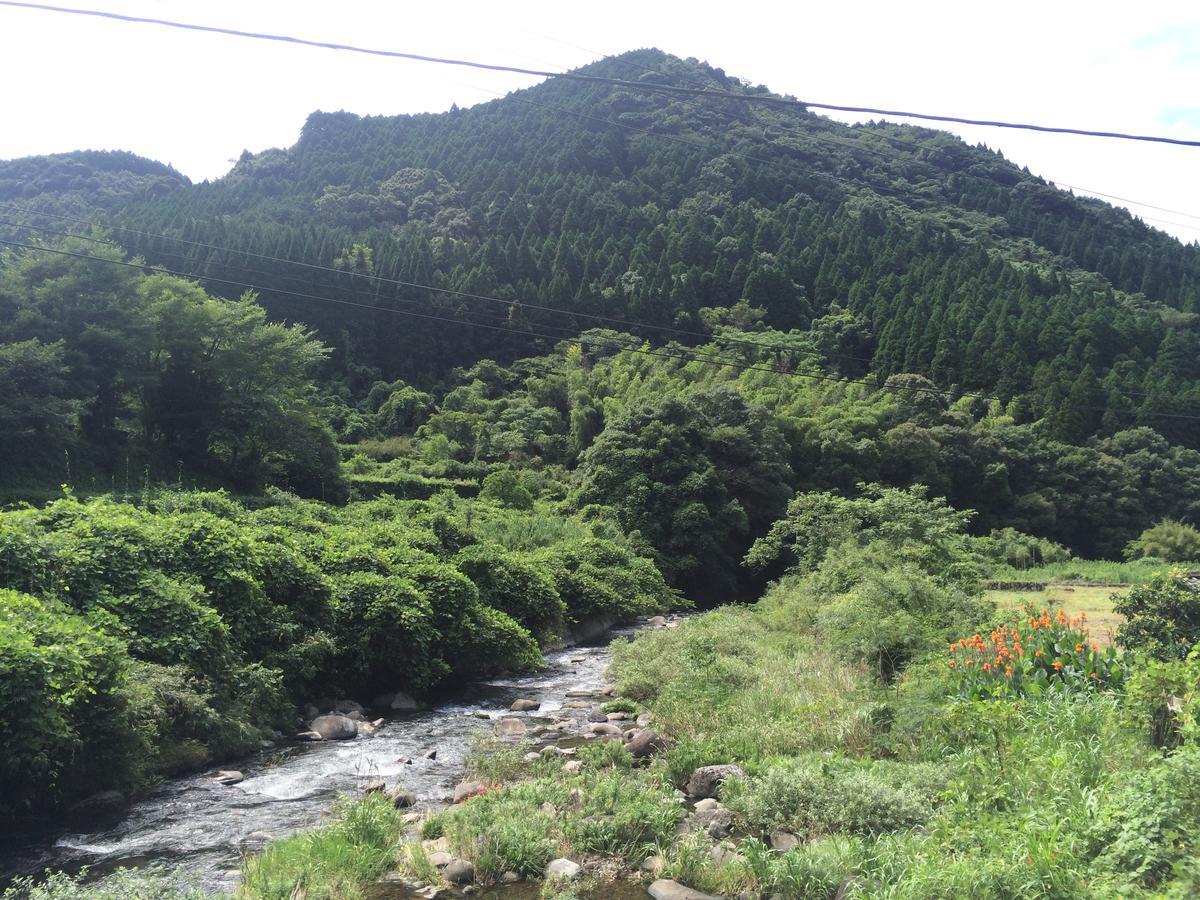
top-left (1, 0), bottom-right (1198, 243)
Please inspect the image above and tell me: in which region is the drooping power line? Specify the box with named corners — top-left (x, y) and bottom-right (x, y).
top-left (2, 0), bottom-right (1200, 149)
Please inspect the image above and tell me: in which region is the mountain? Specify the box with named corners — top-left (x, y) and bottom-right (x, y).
top-left (2, 49), bottom-right (1197, 446)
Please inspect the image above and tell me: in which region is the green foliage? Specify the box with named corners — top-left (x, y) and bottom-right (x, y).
top-left (724, 757), bottom-right (931, 838)
top-left (1125, 519), bottom-right (1200, 563)
top-left (2, 869), bottom-right (204, 900)
top-left (0, 589), bottom-right (140, 818)
top-left (1124, 646), bottom-right (1200, 748)
top-left (478, 469), bottom-right (534, 509)
top-left (1115, 568), bottom-right (1200, 660)
top-left (237, 794), bottom-right (404, 899)
top-left (1088, 748), bottom-right (1200, 892)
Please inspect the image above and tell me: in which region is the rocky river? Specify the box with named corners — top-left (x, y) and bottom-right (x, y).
top-left (1, 621), bottom-right (670, 895)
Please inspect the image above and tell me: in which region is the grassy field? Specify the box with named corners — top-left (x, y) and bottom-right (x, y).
top-left (986, 583), bottom-right (1127, 645)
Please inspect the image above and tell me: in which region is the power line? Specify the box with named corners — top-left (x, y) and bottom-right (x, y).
top-left (4, 236), bottom-right (1200, 425)
top-left (4, 1), bottom-right (1200, 149)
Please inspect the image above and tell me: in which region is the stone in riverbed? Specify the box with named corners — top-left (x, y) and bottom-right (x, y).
top-left (588, 722), bottom-right (623, 736)
top-left (443, 858), bottom-right (475, 884)
top-left (213, 770), bottom-right (243, 785)
top-left (294, 730), bottom-right (324, 742)
top-left (545, 858), bottom-right (581, 881)
top-left (648, 880), bottom-right (724, 900)
top-left (387, 786), bottom-right (416, 808)
top-left (453, 780), bottom-right (484, 802)
top-left (495, 717), bottom-right (527, 737)
top-left (428, 850), bottom-right (453, 867)
top-left (693, 807), bottom-right (733, 839)
top-left (686, 764), bottom-right (747, 799)
top-left (361, 776), bottom-right (386, 794)
top-left (625, 728), bottom-right (668, 759)
top-left (510, 698), bottom-right (541, 711)
top-left (562, 760), bottom-right (583, 775)
top-left (237, 830), bottom-right (273, 850)
top-left (693, 797), bottom-right (720, 812)
top-left (309, 714), bottom-right (358, 741)
top-left (499, 870), bottom-right (521, 883)
top-left (771, 831), bottom-right (801, 852)
top-left (647, 615), bottom-right (668, 627)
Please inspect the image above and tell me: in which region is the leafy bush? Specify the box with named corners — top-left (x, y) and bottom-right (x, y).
top-left (0, 590), bottom-right (141, 818)
top-left (1124, 646), bottom-right (1200, 748)
top-left (1125, 519), bottom-right (1200, 563)
top-left (724, 759), bottom-right (930, 837)
top-left (478, 469), bottom-right (534, 509)
top-left (1088, 748), bottom-right (1200, 891)
top-left (1115, 568), bottom-right (1200, 660)
top-left (2, 869), bottom-right (205, 900)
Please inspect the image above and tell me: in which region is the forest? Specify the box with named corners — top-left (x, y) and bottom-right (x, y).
top-left (1, 47), bottom-right (1200, 899)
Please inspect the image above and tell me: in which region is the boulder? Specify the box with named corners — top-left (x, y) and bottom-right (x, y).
top-left (565, 689), bottom-right (599, 698)
top-left (588, 722), bottom-right (623, 736)
top-left (686, 764), bottom-right (747, 799)
top-left (693, 798), bottom-right (720, 813)
top-left (302, 703), bottom-right (320, 720)
top-left (523, 752), bottom-right (541, 763)
top-left (453, 780), bottom-right (484, 803)
top-left (309, 714), bottom-right (358, 741)
top-left (294, 730), bottom-right (324, 742)
top-left (545, 858), bottom-right (582, 881)
top-left (562, 760), bottom-right (583, 775)
top-left (710, 845), bottom-right (743, 866)
top-left (499, 871), bottom-right (521, 884)
top-left (647, 615), bottom-right (668, 627)
top-left (237, 830), bottom-right (273, 850)
top-left (693, 807), bottom-right (733, 839)
top-left (625, 728), bottom-right (668, 759)
top-left (362, 777), bottom-right (386, 794)
top-left (428, 850), bottom-right (453, 867)
top-left (637, 711), bottom-right (654, 727)
top-left (563, 700), bottom-right (592, 709)
top-left (69, 790), bottom-right (125, 815)
top-left (642, 854), bottom-right (666, 874)
top-left (423, 748), bottom-right (438, 760)
top-left (648, 880), bottom-right (725, 900)
top-left (510, 698), bottom-right (541, 712)
top-left (390, 692), bottom-right (422, 711)
top-left (213, 770), bottom-right (243, 785)
top-left (770, 831), bottom-right (801, 852)
top-left (606, 711), bottom-right (629, 721)
top-left (473, 710), bottom-right (491, 719)
top-left (587, 710), bottom-right (609, 723)
top-left (443, 858), bottom-right (475, 884)
top-left (387, 786), bottom-right (416, 808)
top-left (334, 699), bottom-right (364, 714)
top-left (495, 717), bottom-right (527, 737)
top-left (402, 811), bottom-right (423, 825)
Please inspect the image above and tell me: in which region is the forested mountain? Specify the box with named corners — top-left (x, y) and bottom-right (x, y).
top-left (3, 49), bottom-right (1198, 441)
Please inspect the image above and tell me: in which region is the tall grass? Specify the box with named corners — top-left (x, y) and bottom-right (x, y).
top-left (237, 794), bottom-right (403, 899)
top-left (987, 557), bottom-right (1180, 585)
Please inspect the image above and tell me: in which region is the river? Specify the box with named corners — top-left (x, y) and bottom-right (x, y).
top-left (1, 623), bottom-right (651, 895)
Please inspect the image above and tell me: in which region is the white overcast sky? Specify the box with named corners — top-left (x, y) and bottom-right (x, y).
top-left (1, 0), bottom-right (1198, 243)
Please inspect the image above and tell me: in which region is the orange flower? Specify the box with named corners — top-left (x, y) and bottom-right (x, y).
top-left (1053, 660), bottom-right (1064, 671)
top-left (1004, 665), bottom-right (1014, 677)
top-left (1035, 650), bottom-right (1044, 658)
top-left (1075, 643), bottom-right (1083, 653)
top-left (1091, 642), bottom-right (1098, 652)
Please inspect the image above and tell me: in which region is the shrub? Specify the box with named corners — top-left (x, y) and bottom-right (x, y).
top-left (1088, 748), bottom-right (1200, 891)
top-left (478, 469), bottom-right (534, 509)
top-left (1124, 519), bottom-right (1200, 563)
top-left (724, 759), bottom-right (929, 838)
top-left (1115, 568), bottom-right (1200, 660)
top-left (454, 543), bottom-right (564, 639)
top-left (1124, 646), bottom-right (1200, 748)
top-left (0, 590), bottom-right (142, 818)
top-left (1, 869), bottom-right (205, 899)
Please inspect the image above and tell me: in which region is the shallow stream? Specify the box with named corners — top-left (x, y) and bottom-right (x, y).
top-left (1, 624), bottom-right (649, 894)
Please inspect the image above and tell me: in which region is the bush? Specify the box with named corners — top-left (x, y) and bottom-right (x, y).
top-left (724, 759), bottom-right (930, 838)
top-left (1115, 568), bottom-right (1200, 661)
top-left (1089, 748), bottom-right (1200, 891)
top-left (2, 869), bottom-right (205, 899)
top-left (0, 590), bottom-right (142, 819)
top-left (478, 469), bottom-right (534, 509)
top-left (1125, 519), bottom-right (1200, 563)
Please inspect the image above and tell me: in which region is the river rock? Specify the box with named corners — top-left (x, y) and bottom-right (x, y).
top-left (606, 711), bottom-right (629, 721)
top-left (510, 698), bottom-right (541, 711)
top-left (495, 717), bottom-right (527, 737)
top-left (390, 691), bottom-right (422, 711)
top-left (334, 699), bottom-right (364, 714)
top-left (295, 730), bottom-right (324, 742)
top-left (69, 790), bottom-right (125, 815)
top-left (237, 830), bottom-right (273, 850)
top-left (637, 711), bottom-right (654, 727)
top-left (499, 871), bottom-right (521, 883)
top-left (588, 722), bottom-right (623, 736)
top-left (428, 850), bottom-right (453, 867)
top-left (213, 770), bottom-right (243, 785)
top-left (710, 844), bottom-right (743, 866)
top-left (642, 855), bottom-right (666, 874)
top-left (309, 714), bottom-right (358, 741)
top-left (687, 764), bottom-right (747, 799)
top-left (444, 858), bottom-right (475, 884)
top-left (424, 748), bottom-right (438, 760)
top-left (453, 780), bottom-right (484, 802)
top-left (524, 751), bottom-right (541, 762)
top-left (647, 615), bottom-right (668, 627)
top-left (565, 689), bottom-right (600, 698)
top-left (587, 709), bottom-right (609, 723)
top-left (771, 831), bottom-right (801, 852)
top-left (648, 880), bottom-right (724, 900)
top-left (388, 786), bottom-right (416, 808)
top-left (694, 807), bottom-right (733, 839)
top-left (563, 699), bottom-right (592, 709)
top-left (562, 760), bottom-right (583, 774)
top-left (693, 798), bottom-right (720, 813)
top-left (302, 703), bottom-right (319, 720)
top-left (625, 728), bottom-right (668, 758)
top-left (545, 858), bottom-right (582, 881)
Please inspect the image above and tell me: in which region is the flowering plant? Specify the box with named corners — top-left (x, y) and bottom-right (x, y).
top-left (948, 602), bottom-right (1126, 698)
